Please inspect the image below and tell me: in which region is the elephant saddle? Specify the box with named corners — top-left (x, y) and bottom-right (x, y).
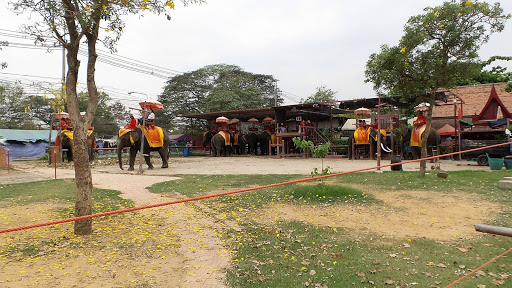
top-left (233, 132), bottom-right (240, 145)
top-left (354, 127), bottom-right (370, 144)
top-left (411, 124), bottom-right (426, 147)
top-left (118, 127), bottom-right (132, 137)
top-left (218, 131), bottom-right (231, 146)
top-left (265, 129), bottom-right (277, 145)
top-left (145, 126), bottom-right (164, 148)
top-left (61, 130), bottom-right (74, 140)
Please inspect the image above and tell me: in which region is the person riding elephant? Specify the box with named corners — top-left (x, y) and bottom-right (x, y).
top-left (117, 125), bottom-right (170, 170)
top-left (211, 130), bottom-right (232, 157)
top-left (348, 120), bottom-right (391, 159)
top-left (402, 126), bottom-right (441, 160)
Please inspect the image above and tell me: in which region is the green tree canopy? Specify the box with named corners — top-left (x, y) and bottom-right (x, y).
top-left (364, 0), bottom-right (510, 176)
top-left (301, 86), bottom-right (338, 104)
top-left (78, 92), bottom-right (130, 138)
top-left (158, 64), bottom-right (282, 132)
top-left (456, 55), bottom-right (512, 91)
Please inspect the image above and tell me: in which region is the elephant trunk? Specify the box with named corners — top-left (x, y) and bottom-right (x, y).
top-left (117, 144), bottom-right (124, 170)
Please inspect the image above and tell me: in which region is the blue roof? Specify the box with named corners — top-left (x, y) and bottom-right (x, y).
top-left (0, 129), bottom-right (58, 142)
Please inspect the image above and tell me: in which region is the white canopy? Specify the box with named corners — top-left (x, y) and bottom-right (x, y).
top-left (341, 118), bottom-right (371, 131)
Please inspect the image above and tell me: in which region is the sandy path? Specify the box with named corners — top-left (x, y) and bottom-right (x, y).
top-left (3, 163), bottom-right (230, 287)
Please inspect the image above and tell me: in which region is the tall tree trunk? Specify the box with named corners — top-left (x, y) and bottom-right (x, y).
top-left (65, 43), bottom-right (94, 235)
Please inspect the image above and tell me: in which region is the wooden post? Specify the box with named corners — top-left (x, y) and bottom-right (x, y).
top-left (48, 146), bottom-right (62, 164)
top-left (0, 147), bottom-right (6, 169)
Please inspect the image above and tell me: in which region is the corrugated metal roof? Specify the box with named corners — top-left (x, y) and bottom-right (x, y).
top-left (0, 129), bottom-right (58, 142)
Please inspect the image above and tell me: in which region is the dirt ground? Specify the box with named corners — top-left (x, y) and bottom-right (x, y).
top-left (0, 156), bottom-right (502, 287)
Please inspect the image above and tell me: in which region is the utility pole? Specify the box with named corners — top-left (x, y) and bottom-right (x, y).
top-left (274, 80), bottom-right (279, 107)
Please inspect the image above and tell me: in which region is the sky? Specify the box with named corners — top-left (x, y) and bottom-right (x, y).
top-left (1, 0), bottom-right (511, 109)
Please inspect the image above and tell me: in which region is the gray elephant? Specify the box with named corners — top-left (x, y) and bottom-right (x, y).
top-left (259, 129), bottom-right (277, 155)
top-left (347, 127), bottom-right (392, 160)
top-left (244, 131), bottom-right (260, 155)
top-left (117, 127), bottom-right (170, 170)
top-left (58, 130), bottom-right (96, 162)
top-left (403, 126), bottom-right (441, 160)
top-left (231, 131), bottom-right (246, 155)
top-left (211, 131), bottom-right (232, 157)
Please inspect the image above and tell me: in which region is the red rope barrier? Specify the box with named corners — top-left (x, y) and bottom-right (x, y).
top-left (1, 141), bottom-right (511, 235)
top-left (444, 248), bottom-right (512, 288)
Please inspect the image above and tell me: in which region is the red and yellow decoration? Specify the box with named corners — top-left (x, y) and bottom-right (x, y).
top-left (218, 131), bottom-right (231, 146)
top-left (119, 127), bottom-right (135, 145)
top-left (144, 126), bottom-right (164, 148)
top-left (354, 127), bottom-right (370, 144)
top-left (265, 128), bottom-right (277, 144)
top-left (410, 124), bottom-right (426, 147)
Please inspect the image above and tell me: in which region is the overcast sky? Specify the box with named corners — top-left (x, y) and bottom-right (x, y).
top-left (1, 0), bottom-right (511, 108)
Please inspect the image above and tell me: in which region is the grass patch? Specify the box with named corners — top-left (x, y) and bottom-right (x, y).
top-left (147, 174), bottom-right (302, 198)
top-left (185, 171), bottom-right (512, 288)
top-left (224, 219), bottom-right (512, 288)
top-left (290, 184), bottom-right (375, 204)
top-left (0, 179), bottom-right (133, 213)
top-left (336, 170), bottom-right (511, 201)
top-left (0, 179), bottom-right (77, 206)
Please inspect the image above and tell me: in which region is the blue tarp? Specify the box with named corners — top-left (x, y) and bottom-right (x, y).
top-left (0, 129), bottom-right (58, 160)
top-left (488, 118), bottom-right (508, 129)
top-left (1, 141), bottom-right (48, 160)
top-left (0, 129), bottom-right (58, 142)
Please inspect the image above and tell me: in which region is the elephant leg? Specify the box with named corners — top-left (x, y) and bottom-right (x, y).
top-left (67, 150), bottom-right (73, 162)
top-left (159, 148), bottom-right (169, 168)
top-left (412, 147), bottom-right (420, 159)
top-left (128, 147), bottom-right (137, 171)
top-left (144, 151), bottom-right (154, 169)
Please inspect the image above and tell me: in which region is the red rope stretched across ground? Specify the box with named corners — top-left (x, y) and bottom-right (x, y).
top-left (444, 248), bottom-right (512, 288)
top-left (0, 141), bottom-right (511, 235)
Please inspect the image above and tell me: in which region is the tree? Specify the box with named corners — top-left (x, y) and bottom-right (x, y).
top-left (301, 86), bottom-right (337, 104)
top-left (78, 92), bottom-right (130, 138)
top-left (10, 0), bottom-right (203, 235)
top-left (365, 0), bottom-right (510, 176)
top-left (456, 56), bottom-right (512, 91)
top-left (0, 82), bottom-right (27, 128)
top-left (159, 64), bottom-right (282, 132)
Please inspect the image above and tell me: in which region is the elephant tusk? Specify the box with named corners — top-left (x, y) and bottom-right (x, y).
top-left (381, 143), bottom-right (392, 153)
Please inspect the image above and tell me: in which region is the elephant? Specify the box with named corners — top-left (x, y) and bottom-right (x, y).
top-left (58, 130), bottom-right (96, 162)
top-left (117, 127), bottom-right (170, 170)
top-left (259, 129), bottom-right (277, 155)
top-left (231, 131), bottom-right (246, 155)
top-left (202, 130), bottom-right (217, 154)
top-left (347, 127), bottom-right (392, 160)
top-left (244, 132), bottom-right (260, 155)
top-left (402, 126), bottom-right (441, 160)
top-left (211, 131), bottom-right (232, 157)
